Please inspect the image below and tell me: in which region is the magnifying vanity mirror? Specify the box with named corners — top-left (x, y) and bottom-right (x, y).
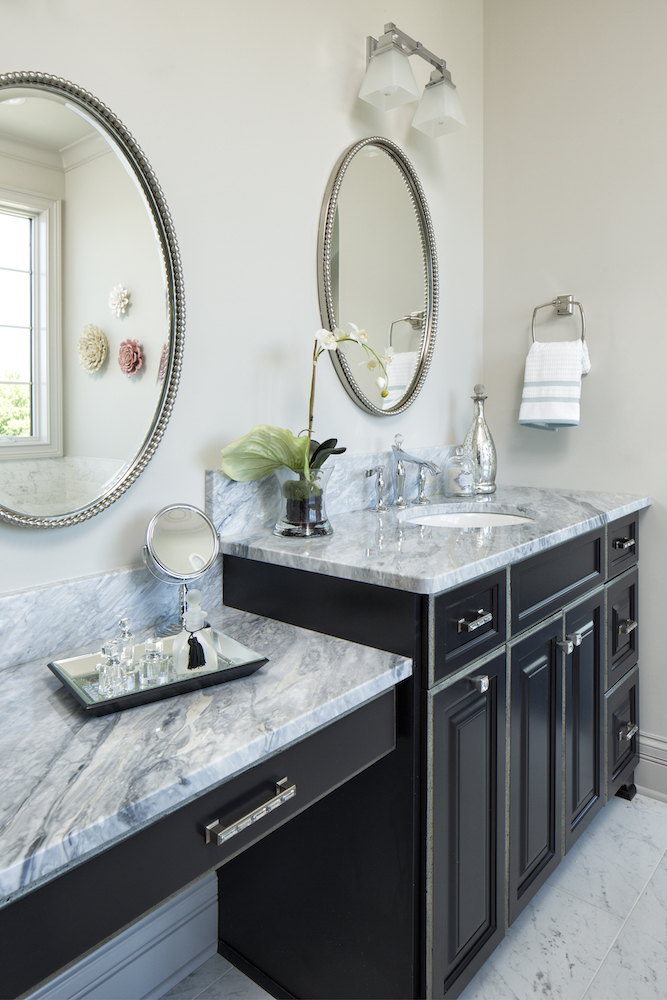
top-left (0, 72), bottom-right (184, 527)
top-left (143, 504), bottom-right (220, 633)
top-left (318, 136), bottom-right (438, 415)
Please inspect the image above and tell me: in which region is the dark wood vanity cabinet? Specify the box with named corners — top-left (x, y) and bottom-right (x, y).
top-left (222, 513), bottom-right (642, 1000)
top-left (508, 620), bottom-right (563, 924)
top-left (429, 653), bottom-right (506, 997)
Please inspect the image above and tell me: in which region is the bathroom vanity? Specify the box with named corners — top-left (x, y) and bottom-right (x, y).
top-left (216, 485), bottom-right (649, 1000)
top-left (0, 607), bottom-right (410, 999)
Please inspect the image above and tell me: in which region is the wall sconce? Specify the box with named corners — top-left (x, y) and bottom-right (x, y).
top-left (358, 22), bottom-right (466, 137)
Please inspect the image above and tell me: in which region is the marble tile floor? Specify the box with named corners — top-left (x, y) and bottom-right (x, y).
top-left (162, 793), bottom-right (667, 1000)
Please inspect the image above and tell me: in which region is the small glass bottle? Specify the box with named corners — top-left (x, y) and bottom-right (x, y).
top-left (172, 590), bottom-right (218, 675)
top-left (139, 637), bottom-right (169, 688)
top-left (114, 617), bottom-right (135, 668)
top-left (97, 642), bottom-right (122, 698)
top-left (444, 447), bottom-right (475, 497)
top-left (462, 384), bottom-right (497, 494)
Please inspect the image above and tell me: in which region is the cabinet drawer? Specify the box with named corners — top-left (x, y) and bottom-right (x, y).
top-left (0, 690), bottom-right (397, 1000)
top-left (608, 517), bottom-right (639, 579)
top-left (606, 666), bottom-right (639, 798)
top-left (432, 570), bottom-right (506, 684)
top-left (607, 569), bottom-right (638, 689)
top-left (511, 529), bottom-right (604, 634)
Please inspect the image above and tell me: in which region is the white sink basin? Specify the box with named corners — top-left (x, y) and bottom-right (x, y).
top-left (406, 508), bottom-right (534, 529)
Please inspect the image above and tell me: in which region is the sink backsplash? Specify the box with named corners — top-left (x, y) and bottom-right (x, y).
top-left (3, 446), bottom-right (453, 670)
top-left (206, 445), bottom-right (454, 535)
top-left (1, 558), bottom-right (221, 671)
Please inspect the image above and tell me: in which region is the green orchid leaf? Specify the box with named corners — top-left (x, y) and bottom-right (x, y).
top-left (310, 438), bottom-right (346, 470)
top-left (220, 425), bottom-right (310, 481)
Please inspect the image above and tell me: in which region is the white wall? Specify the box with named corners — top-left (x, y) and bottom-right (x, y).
top-left (483, 1), bottom-right (667, 778)
top-left (0, 0), bottom-right (483, 593)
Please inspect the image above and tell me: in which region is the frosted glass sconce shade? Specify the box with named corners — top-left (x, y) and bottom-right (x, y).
top-left (358, 46), bottom-right (421, 110)
top-left (412, 79), bottom-right (467, 137)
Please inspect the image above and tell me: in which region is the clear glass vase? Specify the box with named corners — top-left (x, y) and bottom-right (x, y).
top-left (274, 468), bottom-right (333, 537)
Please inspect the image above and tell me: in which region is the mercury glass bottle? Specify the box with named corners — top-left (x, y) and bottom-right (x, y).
top-left (462, 384), bottom-right (497, 494)
top-left (444, 447), bottom-right (475, 497)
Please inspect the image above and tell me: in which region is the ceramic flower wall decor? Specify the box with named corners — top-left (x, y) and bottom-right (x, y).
top-left (78, 324), bottom-right (108, 373)
top-left (118, 338), bottom-right (144, 376)
top-left (109, 284), bottom-right (130, 317)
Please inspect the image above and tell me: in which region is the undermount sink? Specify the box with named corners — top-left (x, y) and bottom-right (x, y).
top-left (404, 505), bottom-right (535, 529)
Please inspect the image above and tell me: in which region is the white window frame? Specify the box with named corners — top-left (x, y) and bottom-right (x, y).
top-left (0, 185), bottom-right (62, 458)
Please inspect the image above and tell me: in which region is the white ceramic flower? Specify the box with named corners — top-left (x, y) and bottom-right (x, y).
top-left (316, 329), bottom-right (338, 351)
top-left (78, 324), bottom-right (108, 373)
top-left (109, 284), bottom-right (130, 317)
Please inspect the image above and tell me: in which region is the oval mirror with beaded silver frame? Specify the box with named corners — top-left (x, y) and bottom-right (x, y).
top-left (0, 71), bottom-right (184, 528)
top-left (317, 136), bottom-right (437, 416)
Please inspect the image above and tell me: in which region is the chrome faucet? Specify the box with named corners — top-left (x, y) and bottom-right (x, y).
top-left (392, 435), bottom-right (440, 507)
top-left (366, 466), bottom-right (388, 511)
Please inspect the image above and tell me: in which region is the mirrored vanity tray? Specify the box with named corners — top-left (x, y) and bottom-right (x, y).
top-left (48, 630), bottom-right (269, 717)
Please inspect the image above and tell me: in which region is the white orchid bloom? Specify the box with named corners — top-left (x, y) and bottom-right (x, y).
top-left (375, 376), bottom-right (387, 390)
top-left (346, 323), bottom-right (359, 342)
top-left (366, 358), bottom-right (377, 371)
top-left (384, 346), bottom-right (395, 363)
top-left (316, 328), bottom-right (338, 351)
top-left (357, 329), bottom-right (368, 343)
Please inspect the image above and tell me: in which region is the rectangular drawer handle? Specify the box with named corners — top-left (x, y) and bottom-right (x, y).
top-left (618, 619), bottom-right (638, 636)
top-left (457, 609), bottom-right (493, 633)
top-left (469, 675), bottom-right (489, 693)
top-left (613, 537), bottom-right (635, 551)
top-left (618, 723), bottom-right (638, 742)
top-left (204, 777), bottom-right (297, 846)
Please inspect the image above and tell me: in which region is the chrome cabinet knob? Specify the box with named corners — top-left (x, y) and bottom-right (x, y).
top-left (613, 537), bottom-right (635, 551)
top-left (618, 619), bottom-right (638, 636)
top-left (469, 675), bottom-right (490, 693)
top-left (618, 723), bottom-right (638, 742)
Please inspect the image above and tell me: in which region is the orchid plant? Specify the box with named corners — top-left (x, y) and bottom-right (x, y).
top-left (220, 324), bottom-right (394, 484)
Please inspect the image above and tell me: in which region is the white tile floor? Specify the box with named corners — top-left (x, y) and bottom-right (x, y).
top-left (163, 793), bottom-right (667, 1000)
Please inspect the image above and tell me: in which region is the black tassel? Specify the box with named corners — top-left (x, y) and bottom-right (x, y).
top-left (187, 634), bottom-right (206, 669)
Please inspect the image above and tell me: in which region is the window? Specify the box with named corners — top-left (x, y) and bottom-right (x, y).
top-left (0, 188), bottom-right (61, 457)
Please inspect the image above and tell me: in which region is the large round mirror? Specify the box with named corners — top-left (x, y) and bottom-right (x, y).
top-left (318, 137), bottom-right (437, 415)
top-left (0, 72), bottom-right (184, 527)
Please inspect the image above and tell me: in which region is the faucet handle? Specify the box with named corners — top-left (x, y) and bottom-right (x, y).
top-left (366, 467), bottom-right (388, 512)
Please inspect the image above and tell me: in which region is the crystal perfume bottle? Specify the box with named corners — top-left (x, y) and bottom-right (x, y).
top-left (444, 447), bottom-right (475, 497)
top-left (462, 384), bottom-right (497, 494)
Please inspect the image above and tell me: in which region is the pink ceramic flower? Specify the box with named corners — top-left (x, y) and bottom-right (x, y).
top-left (118, 339), bottom-right (143, 376)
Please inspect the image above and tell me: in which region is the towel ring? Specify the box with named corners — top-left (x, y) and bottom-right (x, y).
top-left (532, 294), bottom-right (586, 343)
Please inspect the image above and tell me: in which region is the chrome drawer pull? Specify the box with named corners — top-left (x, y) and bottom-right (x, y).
top-left (618, 619), bottom-right (638, 636)
top-left (457, 609), bottom-right (493, 633)
top-left (557, 639), bottom-right (574, 654)
top-left (469, 675), bottom-right (489, 693)
top-left (613, 537), bottom-right (635, 551)
top-left (204, 777), bottom-right (297, 846)
top-left (566, 622), bottom-right (595, 647)
top-left (618, 723), bottom-right (638, 742)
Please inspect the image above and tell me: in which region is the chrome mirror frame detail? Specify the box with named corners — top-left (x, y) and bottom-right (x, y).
top-left (318, 136), bottom-right (438, 416)
top-left (0, 71), bottom-right (185, 528)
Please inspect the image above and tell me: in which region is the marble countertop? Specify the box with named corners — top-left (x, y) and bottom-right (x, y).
top-left (0, 606), bottom-right (411, 907)
top-left (218, 485), bottom-right (651, 595)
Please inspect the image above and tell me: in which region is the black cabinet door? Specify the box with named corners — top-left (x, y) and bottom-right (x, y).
top-left (430, 653), bottom-right (506, 999)
top-left (509, 621), bottom-right (563, 924)
top-left (564, 591), bottom-right (604, 852)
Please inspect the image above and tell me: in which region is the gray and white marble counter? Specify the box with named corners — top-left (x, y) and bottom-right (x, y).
top-left (214, 484), bottom-right (651, 595)
top-left (0, 606), bottom-right (411, 906)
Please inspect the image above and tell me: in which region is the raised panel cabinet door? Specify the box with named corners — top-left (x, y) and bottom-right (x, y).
top-left (509, 621), bottom-right (563, 925)
top-left (564, 592), bottom-right (604, 852)
top-left (429, 653), bottom-right (506, 1000)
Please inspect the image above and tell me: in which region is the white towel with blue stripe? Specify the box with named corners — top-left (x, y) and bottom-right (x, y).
top-left (519, 340), bottom-right (591, 431)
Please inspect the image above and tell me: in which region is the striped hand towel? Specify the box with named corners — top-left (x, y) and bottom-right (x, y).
top-left (518, 340), bottom-right (591, 431)
top-left (381, 351), bottom-right (419, 409)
